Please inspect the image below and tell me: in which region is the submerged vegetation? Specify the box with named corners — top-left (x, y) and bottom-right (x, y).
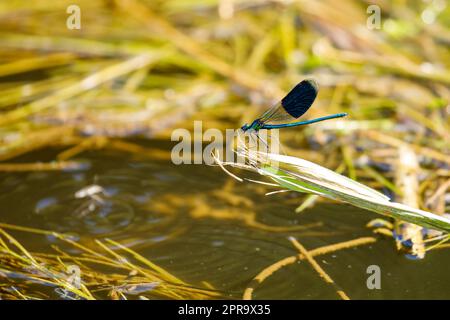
top-left (0, 223), bottom-right (222, 299)
top-left (0, 0), bottom-right (449, 299)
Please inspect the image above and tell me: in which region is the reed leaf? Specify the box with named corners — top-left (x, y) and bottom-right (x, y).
top-left (219, 149), bottom-right (450, 233)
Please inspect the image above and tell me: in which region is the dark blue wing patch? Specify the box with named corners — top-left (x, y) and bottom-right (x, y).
top-left (281, 79), bottom-right (319, 118)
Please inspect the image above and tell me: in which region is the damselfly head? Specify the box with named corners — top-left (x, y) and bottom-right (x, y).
top-left (241, 123), bottom-right (250, 131)
top-left (241, 119), bottom-right (262, 132)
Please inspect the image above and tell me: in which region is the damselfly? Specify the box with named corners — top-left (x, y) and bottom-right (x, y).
top-left (241, 79), bottom-right (347, 132)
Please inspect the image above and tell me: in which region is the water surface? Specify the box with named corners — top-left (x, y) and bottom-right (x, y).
top-left (0, 140), bottom-right (448, 299)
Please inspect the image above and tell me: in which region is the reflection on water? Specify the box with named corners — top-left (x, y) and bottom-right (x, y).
top-left (0, 140), bottom-right (449, 299)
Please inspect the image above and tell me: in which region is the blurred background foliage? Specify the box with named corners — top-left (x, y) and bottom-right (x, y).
top-left (0, 0), bottom-right (448, 213)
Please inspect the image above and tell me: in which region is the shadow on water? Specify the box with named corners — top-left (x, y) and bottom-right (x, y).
top-left (0, 139), bottom-right (449, 299)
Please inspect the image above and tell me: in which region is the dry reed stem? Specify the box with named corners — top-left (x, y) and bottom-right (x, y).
top-left (243, 236), bottom-right (376, 299)
top-left (0, 225), bottom-right (221, 299)
top-left (114, 0), bottom-right (284, 100)
top-left (0, 127), bottom-right (74, 161)
top-left (288, 237), bottom-right (350, 300)
top-left (395, 145), bottom-right (425, 258)
top-left (0, 161), bottom-right (82, 172)
top-left (0, 53), bottom-right (161, 126)
top-left (361, 130), bottom-right (450, 166)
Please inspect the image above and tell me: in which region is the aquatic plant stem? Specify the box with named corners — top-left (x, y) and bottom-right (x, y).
top-left (243, 237), bottom-right (375, 299)
top-left (288, 237), bottom-right (350, 300)
top-left (394, 146), bottom-right (425, 258)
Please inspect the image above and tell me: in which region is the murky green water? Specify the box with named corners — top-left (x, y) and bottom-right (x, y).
top-left (1, 140), bottom-right (449, 299)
